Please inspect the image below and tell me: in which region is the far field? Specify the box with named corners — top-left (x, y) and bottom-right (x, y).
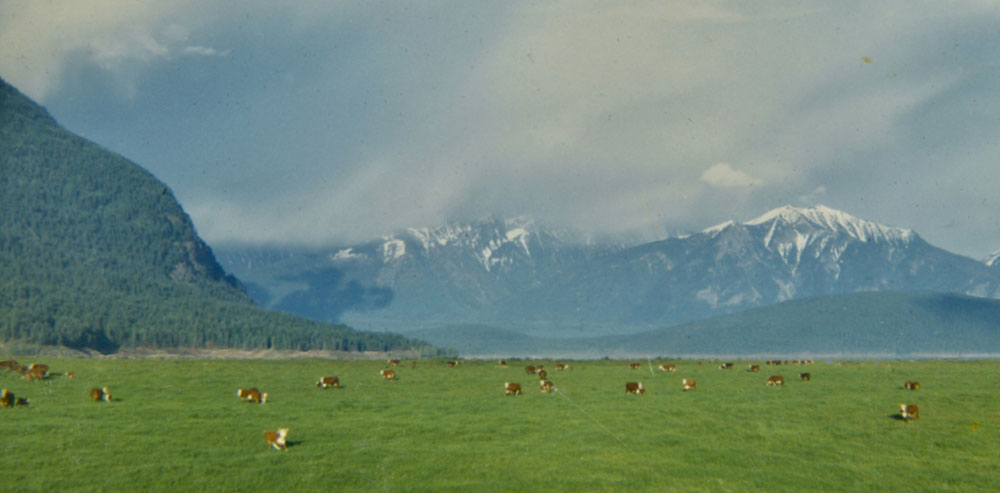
top-left (0, 357), bottom-right (997, 491)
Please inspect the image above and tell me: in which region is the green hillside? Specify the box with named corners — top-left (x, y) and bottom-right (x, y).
top-left (0, 76), bottom-right (448, 356)
top-left (413, 291), bottom-right (1000, 357)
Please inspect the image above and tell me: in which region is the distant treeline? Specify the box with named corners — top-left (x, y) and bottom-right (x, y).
top-left (0, 75), bottom-right (451, 357)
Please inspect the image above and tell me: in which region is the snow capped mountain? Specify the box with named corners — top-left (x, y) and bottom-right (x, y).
top-left (216, 205), bottom-right (1000, 337)
top-left (986, 249), bottom-right (1000, 268)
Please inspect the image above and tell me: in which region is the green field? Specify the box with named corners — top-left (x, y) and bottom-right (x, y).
top-left (0, 358), bottom-right (997, 491)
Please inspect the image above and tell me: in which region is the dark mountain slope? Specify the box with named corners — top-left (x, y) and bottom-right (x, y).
top-left (0, 75), bottom-right (447, 356)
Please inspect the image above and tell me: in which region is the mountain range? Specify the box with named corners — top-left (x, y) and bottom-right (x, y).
top-left (217, 205), bottom-right (1000, 343)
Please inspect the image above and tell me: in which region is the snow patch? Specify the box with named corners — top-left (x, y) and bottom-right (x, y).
top-left (702, 220), bottom-right (734, 235)
top-left (382, 239), bottom-right (406, 262)
top-left (331, 248), bottom-right (365, 262)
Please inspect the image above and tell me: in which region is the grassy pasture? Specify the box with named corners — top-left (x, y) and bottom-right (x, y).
top-left (0, 358), bottom-right (997, 491)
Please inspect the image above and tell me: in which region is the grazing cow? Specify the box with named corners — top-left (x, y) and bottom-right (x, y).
top-left (800, 373), bottom-right (811, 381)
top-left (766, 375), bottom-right (785, 386)
top-left (539, 380), bottom-right (555, 393)
top-left (388, 359), bottom-right (401, 367)
top-left (525, 365), bottom-right (537, 374)
top-left (15, 397), bottom-right (29, 407)
top-left (535, 365), bottom-right (544, 371)
top-left (27, 363), bottom-right (49, 374)
top-left (504, 382), bottom-right (522, 396)
top-left (537, 370), bottom-right (548, 380)
top-left (904, 381), bottom-right (920, 390)
top-left (21, 367), bottom-right (47, 381)
top-left (264, 428), bottom-right (288, 451)
top-left (659, 364), bottom-right (676, 372)
top-left (682, 378), bottom-right (696, 391)
top-left (316, 376), bottom-right (340, 389)
top-left (380, 369), bottom-right (397, 380)
top-left (238, 387), bottom-right (267, 404)
top-left (719, 362), bottom-right (734, 370)
top-left (90, 387), bottom-right (111, 402)
top-left (748, 364), bottom-right (761, 372)
top-left (900, 404), bottom-right (919, 422)
top-left (625, 382), bottom-right (645, 395)
top-left (0, 360), bottom-right (19, 371)
top-left (555, 363), bottom-right (568, 371)
top-left (0, 389), bottom-right (13, 408)
top-left (627, 363), bottom-right (641, 369)
top-left (446, 361), bottom-right (458, 367)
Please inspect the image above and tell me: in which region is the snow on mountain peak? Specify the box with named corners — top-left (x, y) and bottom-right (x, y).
top-left (745, 204), bottom-right (914, 243)
top-left (986, 249), bottom-right (1000, 267)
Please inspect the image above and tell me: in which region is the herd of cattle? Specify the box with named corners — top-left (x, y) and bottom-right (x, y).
top-left (1, 356), bottom-right (923, 450)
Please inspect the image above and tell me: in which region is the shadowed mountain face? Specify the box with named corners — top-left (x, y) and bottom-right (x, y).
top-left (0, 75), bottom-right (447, 356)
top-left (218, 205), bottom-right (1000, 338)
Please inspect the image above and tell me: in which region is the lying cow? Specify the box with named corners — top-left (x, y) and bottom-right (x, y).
top-left (627, 363), bottom-right (641, 369)
top-left (719, 362), bottom-right (734, 370)
top-left (380, 369), bottom-right (397, 380)
top-left (316, 376), bottom-right (340, 389)
top-left (904, 380), bottom-right (920, 390)
top-left (90, 386), bottom-right (111, 402)
top-left (659, 364), bottom-right (676, 372)
top-left (625, 381), bottom-right (645, 395)
top-left (682, 378), bottom-right (696, 391)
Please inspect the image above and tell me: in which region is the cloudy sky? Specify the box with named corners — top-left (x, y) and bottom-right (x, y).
top-left (2, 1), bottom-right (999, 258)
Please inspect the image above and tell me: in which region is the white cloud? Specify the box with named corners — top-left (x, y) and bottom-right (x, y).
top-left (700, 163), bottom-right (763, 188)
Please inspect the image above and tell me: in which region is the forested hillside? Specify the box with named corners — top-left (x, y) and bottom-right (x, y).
top-left (0, 76), bottom-right (447, 356)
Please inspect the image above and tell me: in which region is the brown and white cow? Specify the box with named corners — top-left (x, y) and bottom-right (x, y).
top-left (238, 387), bottom-right (267, 404)
top-left (446, 361), bottom-right (458, 367)
top-left (659, 364), bottom-right (676, 372)
top-left (27, 363), bottom-right (49, 374)
top-left (380, 369), bottom-right (397, 380)
top-left (625, 382), bottom-right (645, 395)
top-left (20, 367), bottom-right (47, 381)
top-left (539, 380), bottom-right (555, 393)
top-left (904, 380), bottom-right (920, 390)
top-left (900, 404), bottom-right (919, 422)
top-left (799, 372), bottom-right (811, 381)
top-left (748, 364), bottom-right (761, 372)
top-left (499, 360), bottom-right (507, 367)
top-left (0, 360), bottom-right (19, 371)
top-left (524, 365), bottom-right (537, 374)
top-left (537, 370), bottom-right (548, 380)
top-left (0, 389), bottom-right (13, 408)
top-left (264, 428), bottom-right (289, 451)
top-left (682, 378), bottom-right (696, 391)
top-left (388, 359), bottom-right (401, 367)
top-left (316, 376), bottom-right (340, 389)
top-left (65, 371), bottom-right (76, 379)
top-left (555, 363), bottom-right (568, 371)
top-left (627, 363), bottom-right (641, 369)
top-left (90, 386), bottom-right (111, 402)
top-left (719, 362), bottom-right (734, 370)
top-left (766, 375), bottom-right (785, 386)
top-left (504, 382), bottom-right (522, 396)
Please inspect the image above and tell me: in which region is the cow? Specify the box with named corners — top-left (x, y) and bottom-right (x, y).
top-left (27, 363), bottom-right (48, 374)
top-left (15, 397), bottom-right (29, 407)
top-left (65, 371), bottom-right (76, 379)
top-left (0, 360), bottom-right (19, 371)
top-left (499, 360), bottom-right (507, 367)
top-left (539, 380), bottom-right (555, 393)
top-left (682, 378), bottom-right (696, 391)
top-left (264, 428), bottom-right (289, 451)
top-left (446, 361), bottom-right (458, 367)
top-left (625, 382), bottom-right (645, 395)
top-left (719, 362), bottom-right (734, 370)
top-left (904, 381), bottom-right (920, 390)
top-left (537, 370), bottom-right (548, 380)
top-left (388, 359), bottom-right (401, 367)
top-left (20, 367), bottom-right (47, 381)
top-left (0, 389), bottom-right (13, 408)
top-left (900, 404), bottom-right (919, 422)
top-left (659, 364), bottom-right (676, 372)
top-left (766, 375), bottom-right (785, 386)
top-left (748, 364), bottom-right (761, 372)
top-left (627, 363), bottom-right (641, 369)
top-left (800, 373), bottom-right (811, 381)
top-left (504, 382), bottom-right (522, 396)
top-left (555, 363), bottom-right (568, 371)
top-left (316, 376), bottom-right (340, 389)
top-left (380, 369), bottom-right (397, 380)
top-left (525, 365), bottom-right (537, 374)
top-left (90, 386), bottom-right (111, 402)
top-left (238, 387), bottom-right (267, 404)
